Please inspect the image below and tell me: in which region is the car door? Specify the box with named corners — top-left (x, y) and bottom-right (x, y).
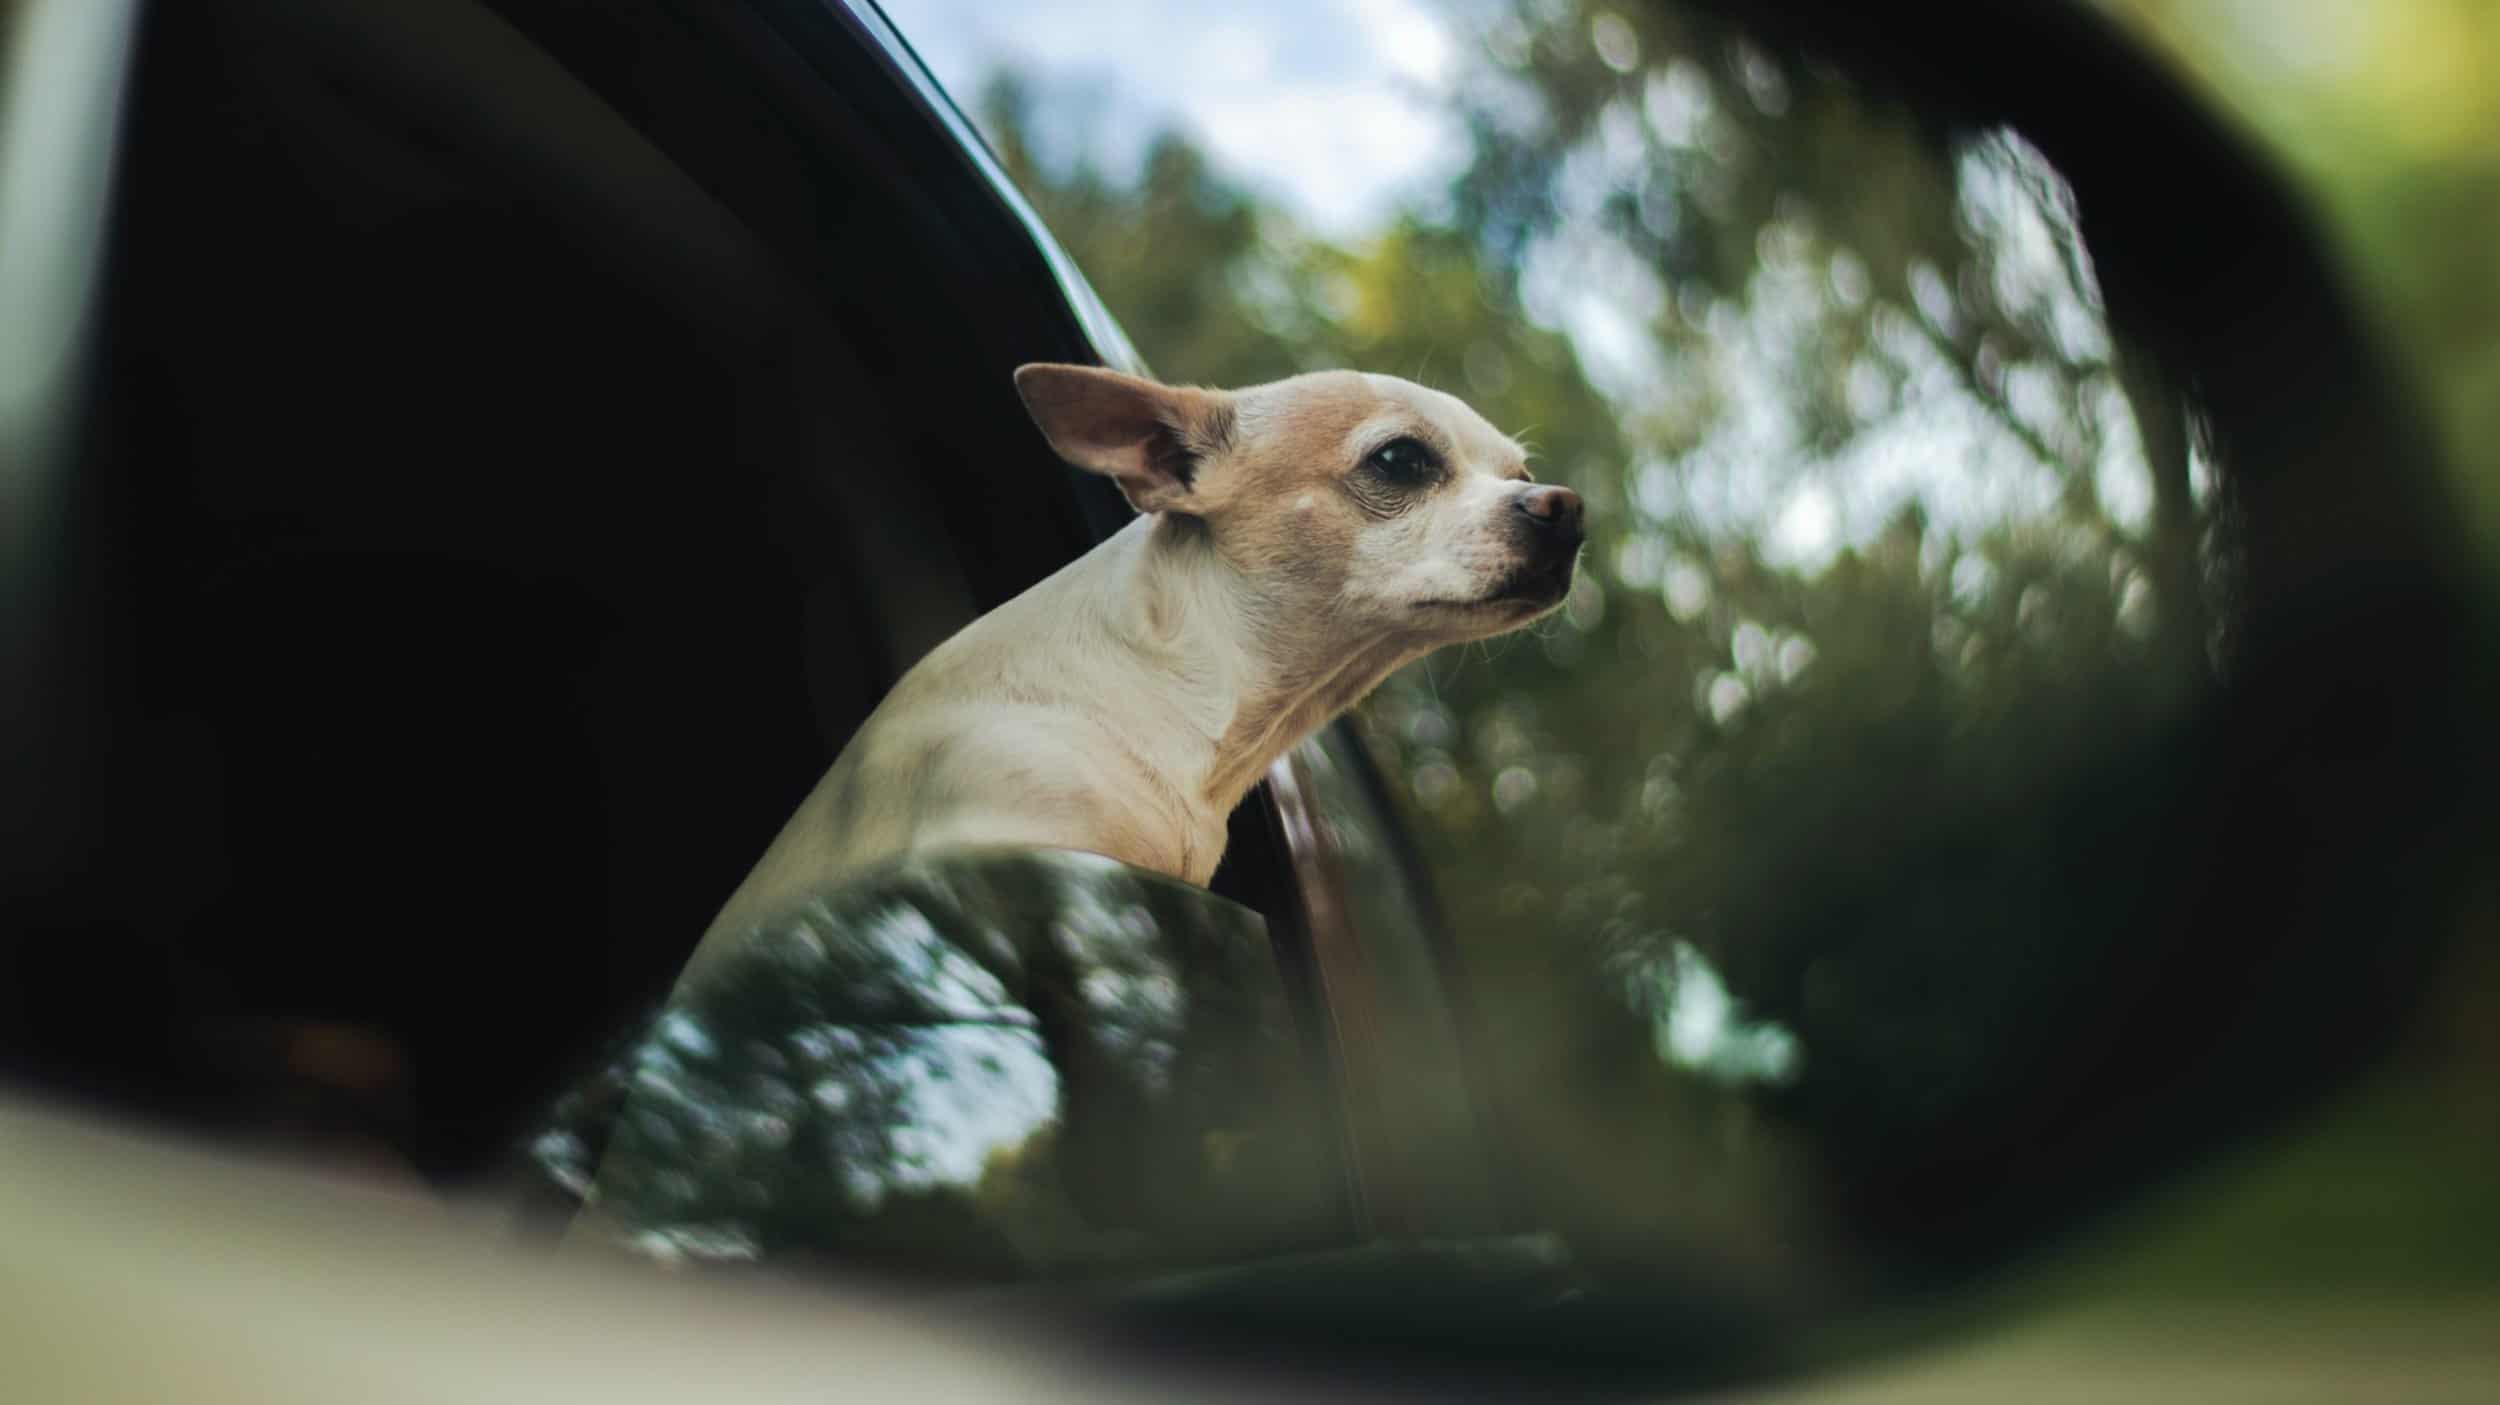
top-left (9, 0), bottom-right (1481, 1283)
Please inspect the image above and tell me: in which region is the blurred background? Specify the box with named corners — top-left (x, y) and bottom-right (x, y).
top-left (878, 0), bottom-right (2499, 1382)
top-left (5, 0), bottom-right (2492, 1396)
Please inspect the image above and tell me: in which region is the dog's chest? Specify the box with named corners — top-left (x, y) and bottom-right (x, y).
top-left (1177, 810), bottom-right (1230, 887)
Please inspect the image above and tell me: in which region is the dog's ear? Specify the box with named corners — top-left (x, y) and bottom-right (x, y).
top-left (1014, 364), bottom-right (1234, 515)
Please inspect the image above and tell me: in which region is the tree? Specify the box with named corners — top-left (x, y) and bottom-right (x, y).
top-left (961, 0), bottom-right (2228, 1283)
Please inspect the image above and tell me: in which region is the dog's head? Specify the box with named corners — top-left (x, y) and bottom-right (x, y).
top-left (1015, 364), bottom-right (1583, 648)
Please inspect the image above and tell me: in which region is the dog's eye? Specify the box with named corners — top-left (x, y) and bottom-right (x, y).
top-left (1364, 437), bottom-right (1440, 486)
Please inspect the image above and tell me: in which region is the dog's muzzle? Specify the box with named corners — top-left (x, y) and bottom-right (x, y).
top-left (1500, 477), bottom-right (1580, 572)
top-left (1498, 484), bottom-right (1586, 604)
top-left (1514, 483), bottom-right (1585, 549)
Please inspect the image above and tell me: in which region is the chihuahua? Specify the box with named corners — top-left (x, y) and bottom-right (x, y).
top-left (681, 364), bottom-right (1582, 977)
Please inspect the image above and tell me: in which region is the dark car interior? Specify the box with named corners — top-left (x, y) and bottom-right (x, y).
top-left (0, 0), bottom-right (1317, 1185)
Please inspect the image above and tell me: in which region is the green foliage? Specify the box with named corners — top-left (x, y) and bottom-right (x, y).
top-left (969, 0), bottom-right (2226, 1280)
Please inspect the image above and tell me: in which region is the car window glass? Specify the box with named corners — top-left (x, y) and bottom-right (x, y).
top-left (537, 849), bottom-right (1354, 1279)
top-left (1291, 727), bottom-right (1499, 1233)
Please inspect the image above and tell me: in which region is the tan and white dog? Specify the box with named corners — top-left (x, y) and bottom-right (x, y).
top-left (683, 363), bottom-right (1582, 978)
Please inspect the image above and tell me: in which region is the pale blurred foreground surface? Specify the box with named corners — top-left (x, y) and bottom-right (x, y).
top-left (1, 1093), bottom-right (1229, 1405)
top-left (8, 1089), bottom-right (2495, 1403)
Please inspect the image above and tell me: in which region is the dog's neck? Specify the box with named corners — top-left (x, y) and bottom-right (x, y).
top-left (1093, 513), bottom-right (1422, 818)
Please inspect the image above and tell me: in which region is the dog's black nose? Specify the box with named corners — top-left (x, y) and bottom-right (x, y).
top-left (1515, 484), bottom-right (1585, 544)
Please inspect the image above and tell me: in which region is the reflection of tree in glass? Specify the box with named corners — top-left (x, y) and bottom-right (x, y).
top-left (537, 852), bottom-right (1343, 1280)
top-left (1020, 854), bottom-right (1343, 1247)
top-left (969, 0), bottom-right (2233, 1286)
top-left (560, 890), bottom-right (1049, 1274)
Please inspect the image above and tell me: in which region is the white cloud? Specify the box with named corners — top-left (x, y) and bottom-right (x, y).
top-left (1347, 0), bottom-right (1457, 86)
top-left (1191, 83), bottom-right (1463, 234)
top-left (878, 0), bottom-right (1468, 238)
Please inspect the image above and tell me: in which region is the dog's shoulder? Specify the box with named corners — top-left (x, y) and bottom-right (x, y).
top-left (854, 702), bottom-right (1203, 878)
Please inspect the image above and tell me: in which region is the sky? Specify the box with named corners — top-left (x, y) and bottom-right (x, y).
top-left (875, 0), bottom-right (1475, 239)
top-left (870, 0), bottom-right (2150, 581)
